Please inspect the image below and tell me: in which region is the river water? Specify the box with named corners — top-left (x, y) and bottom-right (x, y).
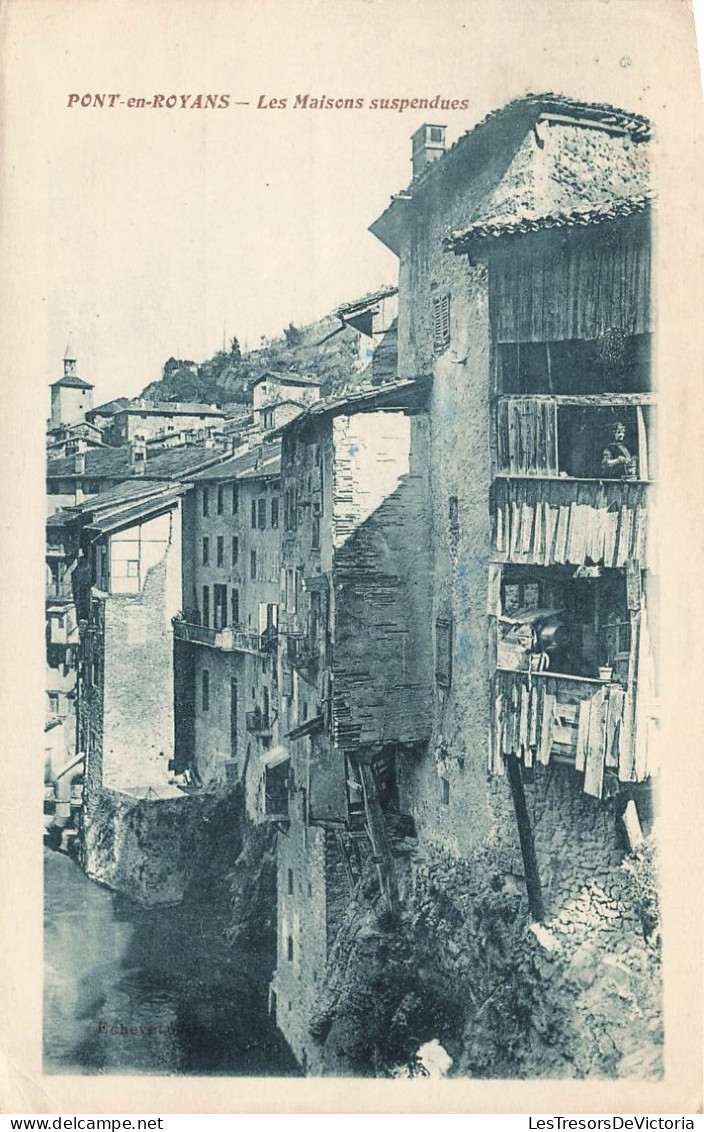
top-left (43, 849), bottom-right (300, 1076)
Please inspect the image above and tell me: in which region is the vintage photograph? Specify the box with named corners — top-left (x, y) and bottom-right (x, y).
top-left (8, 0), bottom-right (696, 1105)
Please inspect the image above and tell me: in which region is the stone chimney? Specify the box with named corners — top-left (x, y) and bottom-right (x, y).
top-left (411, 123), bottom-right (447, 178)
top-left (130, 434), bottom-right (147, 475)
top-left (74, 451), bottom-right (86, 476)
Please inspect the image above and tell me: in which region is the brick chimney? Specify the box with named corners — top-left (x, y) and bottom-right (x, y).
top-left (411, 123), bottom-right (447, 178)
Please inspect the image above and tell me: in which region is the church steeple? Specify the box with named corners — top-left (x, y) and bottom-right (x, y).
top-left (63, 337), bottom-right (78, 378)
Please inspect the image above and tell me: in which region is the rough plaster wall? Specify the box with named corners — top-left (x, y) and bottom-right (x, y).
top-left (331, 412), bottom-right (410, 549)
top-left (332, 412), bottom-right (433, 752)
top-left (273, 793), bottom-right (328, 1072)
top-left (239, 479), bottom-right (281, 629)
top-left (401, 255), bottom-right (494, 856)
top-left (193, 648), bottom-right (240, 786)
top-left (101, 511), bottom-right (180, 792)
top-left (278, 428), bottom-right (334, 743)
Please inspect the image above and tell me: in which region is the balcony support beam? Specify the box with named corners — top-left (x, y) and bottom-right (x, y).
top-left (506, 754), bottom-right (545, 923)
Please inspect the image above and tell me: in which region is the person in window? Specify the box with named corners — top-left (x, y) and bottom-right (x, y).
top-left (601, 420), bottom-right (634, 478)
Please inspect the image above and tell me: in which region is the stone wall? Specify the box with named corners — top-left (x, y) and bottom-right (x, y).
top-left (83, 788), bottom-right (234, 906)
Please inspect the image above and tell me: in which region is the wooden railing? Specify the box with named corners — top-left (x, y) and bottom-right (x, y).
top-left (491, 667), bottom-right (635, 799)
top-left (492, 475), bottom-right (649, 568)
top-left (172, 619), bottom-right (277, 655)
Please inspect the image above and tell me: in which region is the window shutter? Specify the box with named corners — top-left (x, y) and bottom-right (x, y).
top-left (436, 617), bottom-right (453, 687)
top-left (432, 293), bottom-right (451, 354)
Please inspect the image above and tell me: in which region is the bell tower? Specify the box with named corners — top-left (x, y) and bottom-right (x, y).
top-left (49, 338), bottom-right (95, 429)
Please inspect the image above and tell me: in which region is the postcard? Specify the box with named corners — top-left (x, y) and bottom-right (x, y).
top-left (1, 0), bottom-right (703, 1115)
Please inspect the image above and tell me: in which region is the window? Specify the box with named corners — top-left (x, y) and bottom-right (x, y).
top-left (48, 692), bottom-right (59, 715)
top-left (442, 778), bottom-right (450, 805)
top-left (287, 935), bottom-right (293, 962)
top-left (202, 585), bottom-right (210, 628)
top-left (202, 537), bottom-right (210, 566)
top-left (202, 669), bottom-right (210, 711)
top-left (232, 483), bottom-right (239, 515)
top-left (497, 334), bottom-right (652, 396)
top-left (202, 488), bottom-right (209, 517)
top-left (284, 485), bottom-right (297, 531)
top-left (251, 500), bottom-right (257, 528)
top-left (436, 617), bottom-right (453, 687)
top-left (287, 868), bottom-right (294, 895)
top-left (214, 584), bottom-right (227, 629)
top-left (250, 550), bottom-right (257, 581)
top-left (449, 496), bottom-right (459, 530)
top-left (432, 292), bottom-right (451, 354)
top-left (258, 498), bottom-right (267, 530)
top-left (271, 497), bottom-right (279, 529)
top-left (312, 502), bottom-right (321, 550)
top-left (232, 536), bottom-right (239, 566)
top-left (217, 486), bottom-right (225, 515)
top-left (217, 536), bottom-right (224, 566)
top-left (231, 588), bottom-right (240, 626)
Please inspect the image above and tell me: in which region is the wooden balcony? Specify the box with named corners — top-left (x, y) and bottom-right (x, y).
top-left (246, 709), bottom-right (272, 737)
top-left (172, 619), bottom-right (277, 655)
top-left (46, 581), bottom-right (74, 604)
top-left (490, 667), bottom-right (642, 799)
top-left (492, 475), bottom-right (649, 569)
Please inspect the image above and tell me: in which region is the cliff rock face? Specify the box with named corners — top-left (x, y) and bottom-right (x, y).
top-left (308, 842), bottom-right (662, 1079)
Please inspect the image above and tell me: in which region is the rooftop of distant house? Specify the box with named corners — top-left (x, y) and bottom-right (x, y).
top-left (371, 93), bottom-right (651, 254)
top-left (270, 376), bottom-right (432, 437)
top-left (251, 370), bottom-right (322, 389)
top-left (86, 397), bottom-right (133, 419)
top-left (46, 442), bottom-right (229, 482)
top-left (189, 440), bottom-right (281, 483)
top-left (112, 400), bottom-right (226, 417)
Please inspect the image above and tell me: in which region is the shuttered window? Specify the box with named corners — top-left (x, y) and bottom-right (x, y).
top-left (432, 292), bottom-right (451, 354)
top-left (436, 617), bottom-right (453, 687)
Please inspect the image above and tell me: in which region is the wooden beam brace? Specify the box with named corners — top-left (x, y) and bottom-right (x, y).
top-left (506, 754), bottom-right (545, 922)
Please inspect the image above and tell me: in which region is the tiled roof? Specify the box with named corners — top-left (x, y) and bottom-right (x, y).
top-left (370, 93), bottom-right (651, 255)
top-left (271, 376), bottom-right (432, 436)
top-left (335, 286), bottom-right (398, 318)
top-left (251, 370), bottom-right (322, 388)
top-left (87, 397), bottom-right (132, 418)
top-left (115, 402), bottom-right (225, 416)
top-left (50, 375), bottom-right (94, 390)
top-left (47, 443), bottom-right (229, 481)
top-left (189, 440), bottom-right (281, 482)
top-left (447, 194), bottom-right (652, 249)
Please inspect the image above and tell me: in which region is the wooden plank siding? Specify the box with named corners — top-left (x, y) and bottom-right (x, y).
top-left (491, 668), bottom-right (640, 799)
top-left (492, 476), bottom-right (649, 569)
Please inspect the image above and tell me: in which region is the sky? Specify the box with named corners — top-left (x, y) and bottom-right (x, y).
top-left (3, 0), bottom-right (698, 407)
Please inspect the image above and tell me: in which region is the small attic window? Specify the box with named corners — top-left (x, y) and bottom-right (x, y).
top-left (430, 126), bottom-right (444, 143)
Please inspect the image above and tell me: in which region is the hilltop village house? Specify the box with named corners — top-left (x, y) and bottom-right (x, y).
top-left (268, 95), bottom-right (657, 1068)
